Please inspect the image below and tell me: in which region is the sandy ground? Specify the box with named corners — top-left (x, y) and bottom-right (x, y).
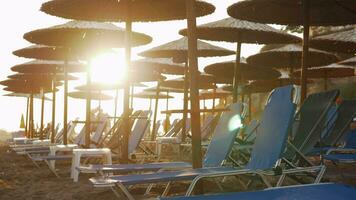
top-left (0, 142), bottom-right (355, 200)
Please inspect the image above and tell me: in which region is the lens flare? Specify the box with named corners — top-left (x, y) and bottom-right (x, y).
top-left (90, 52), bottom-right (126, 85)
top-left (228, 114), bottom-right (243, 131)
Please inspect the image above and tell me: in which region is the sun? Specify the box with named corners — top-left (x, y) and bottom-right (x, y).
top-left (89, 52), bottom-right (127, 85)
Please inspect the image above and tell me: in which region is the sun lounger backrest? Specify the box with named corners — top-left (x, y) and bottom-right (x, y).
top-left (323, 100), bottom-right (356, 146)
top-left (285, 89), bottom-right (339, 159)
top-left (243, 119), bottom-right (259, 143)
top-left (203, 103), bottom-right (244, 167)
top-left (321, 105), bottom-right (338, 139)
top-left (246, 85), bottom-right (296, 170)
top-left (201, 115), bottom-right (216, 140)
top-left (128, 110), bottom-right (151, 154)
top-left (164, 119), bottom-right (183, 137)
top-left (91, 116), bottom-right (108, 144)
top-left (344, 130), bottom-right (356, 148)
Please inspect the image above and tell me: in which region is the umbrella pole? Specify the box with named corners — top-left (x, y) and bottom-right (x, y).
top-left (202, 99), bottom-right (206, 122)
top-left (182, 61), bottom-right (189, 143)
top-left (300, 0), bottom-right (310, 103)
top-left (113, 89), bottom-right (119, 124)
top-left (130, 86), bottom-right (134, 110)
top-left (248, 93), bottom-right (252, 122)
top-left (51, 73), bottom-right (56, 143)
top-left (40, 89), bottom-right (45, 140)
top-left (186, 0), bottom-right (202, 169)
top-left (151, 81), bottom-right (161, 141)
top-left (233, 42), bottom-right (242, 103)
top-left (122, 9), bottom-right (132, 163)
top-left (85, 62), bottom-right (92, 148)
top-left (149, 98), bottom-right (152, 110)
top-left (165, 91), bottom-right (169, 133)
top-left (63, 59), bottom-right (69, 145)
top-left (212, 86), bottom-right (216, 114)
top-left (29, 93), bottom-right (34, 138)
top-left (25, 97), bottom-right (29, 137)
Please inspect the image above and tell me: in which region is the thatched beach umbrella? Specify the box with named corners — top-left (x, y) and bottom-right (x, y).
top-left (292, 63), bottom-right (355, 90)
top-left (246, 44), bottom-right (339, 71)
top-left (204, 60), bottom-right (281, 83)
top-left (4, 85), bottom-right (58, 138)
top-left (40, 0), bottom-right (215, 167)
top-left (310, 28), bottom-right (356, 54)
top-left (4, 92), bottom-right (51, 136)
top-left (24, 20), bottom-right (152, 147)
top-left (180, 17), bottom-right (301, 101)
top-left (228, 0), bottom-right (356, 102)
top-left (8, 73), bottom-right (77, 81)
top-left (339, 56), bottom-right (356, 66)
top-left (132, 91), bottom-right (174, 110)
top-left (69, 91), bottom-right (113, 101)
top-left (140, 37), bottom-right (233, 143)
top-left (11, 60), bottom-right (85, 143)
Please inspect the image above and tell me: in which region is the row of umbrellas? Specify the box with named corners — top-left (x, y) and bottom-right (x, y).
top-left (3, 0), bottom-right (356, 168)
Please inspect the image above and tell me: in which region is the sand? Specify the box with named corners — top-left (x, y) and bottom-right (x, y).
top-left (0, 142), bottom-right (355, 199)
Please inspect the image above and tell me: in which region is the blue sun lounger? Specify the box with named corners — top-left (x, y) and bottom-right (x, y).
top-left (323, 130), bottom-right (356, 163)
top-left (159, 183), bottom-right (356, 200)
top-left (79, 103), bottom-right (244, 175)
top-left (89, 86), bottom-right (320, 199)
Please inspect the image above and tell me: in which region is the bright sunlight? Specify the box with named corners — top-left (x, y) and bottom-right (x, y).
top-left (90, 51), bottom-right (127, 85)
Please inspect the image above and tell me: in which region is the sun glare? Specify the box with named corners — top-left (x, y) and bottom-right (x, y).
top-left (90, 52), bottom-right (127, 85)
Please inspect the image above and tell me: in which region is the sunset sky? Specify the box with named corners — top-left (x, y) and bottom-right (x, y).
top-left (0, 0), bottom-right (262, 132)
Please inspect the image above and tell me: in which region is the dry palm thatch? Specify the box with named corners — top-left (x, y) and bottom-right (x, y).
top-left (4, 92), bottom-right (52, 100)
top-left (40, 0), bottom-right (215, 22)
top-left (12, 45), bottom-right (107, 61)
top-left (132, 58), bottom-right (185, 75)
top-left (292, 63), bottom-right (355, 79)
top-left (227, 0), bottom-right (356, 26)
top-left (76, 83), bottom-right (125, 91)
top-left (339, 56), bottom-right (356, 66)
top-left (8, 73), bottom-right (77, 81)
top-left (179, 17), bottom-right (301, 44)
top-left (161, 74), bottom-right (217, 90)
top-left (68, 91), bottom-right (113, 100)
top-left (11, 60), bottom-right (86, 73)
top-left (24, 20), bottom-right (152, 48)
top-left (132, 91), bottom-right (173, 99)
top-left (139, 37), bottom-right (234, 63)
top-left (204, 60), bottom-right (281, 82)
top-left (246, 44), bottom-right (340, 68)
top-left (0, 79), bottom-right (62, 88)
top-left (144, 86), bottom-right (185, 93)
top-left (4, 86), bottom-right (59, 94)
top-left (310, 28), bottom-right (356, 54)
top-left (198, 89), bottom-right (231, 99)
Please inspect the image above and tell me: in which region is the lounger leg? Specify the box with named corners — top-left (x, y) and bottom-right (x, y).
top-left (144, 184), bottom-right (154, 196)
top-left (276, 174), bottom-right (286, 187)
top-left (315, 165), bottom-right (326, 183)
top-left (27, 154), bottom-right (41, 168)
top-left (44, 159), bottom-right (60, 178)
top-left (161, 182), bottom-right (171, 197)
top-left (114, 182), bottom-right (135, 200)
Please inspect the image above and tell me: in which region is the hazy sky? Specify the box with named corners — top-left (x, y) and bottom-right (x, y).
top-left (0, 0), bottom-right (262, 132)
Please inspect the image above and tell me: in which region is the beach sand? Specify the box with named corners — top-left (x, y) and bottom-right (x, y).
top-left (0, 142), bottom-right (355, 199)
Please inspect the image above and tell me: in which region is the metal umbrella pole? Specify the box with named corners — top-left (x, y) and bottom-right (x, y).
top-left (40, 88), bottom-right (45, 140)
top-left (51, 73), bottom-right (57, 143)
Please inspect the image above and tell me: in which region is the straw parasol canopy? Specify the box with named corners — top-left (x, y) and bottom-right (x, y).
top-left (227, 0), bottom-right (356, 26)
top-left (0, 79), bottom-right (62, 88)
top-left (11, 60), bottom-right (86, 73)
top-left (13, 45), bottom-right (96, 61)
top-left (204, 60), bottom-right (281, 82)
top-left (198, 89), bottom-right (231, 100)
top-left (292, 63), bottom-right (355, 79)
top-left (132, 58), bottom-right (185, 75)
top-left (4, 86), bottom-right (59, 94)
top-left (132, 91), bottom-right (174, 99)
top-left (4, 92), bottom-right (52, 100)
top-left (24, 20), bottom-right (152, 48)
top-left (8, 73), bottom-right (78, 81)
top-left (310, 28), bottom-right (356, 54)
top-left (76, 83), bottom-right (124, 91)
top-left (68, 91), bottom-right (113, 100)
top-left (161, 74), bottom-right (217, 90)
top-left (139, 37), bottom-right (235, 63)
top-left (246, 44), bottom-right (340, 68)
top-left (179, 17), bottom-right (301, 44)
top-left (144, 86), bottom-right (184, 93)
top-left (339, 56), bottom-right (356, 66)
top-left (40, 0), bottom-right (215, 22)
